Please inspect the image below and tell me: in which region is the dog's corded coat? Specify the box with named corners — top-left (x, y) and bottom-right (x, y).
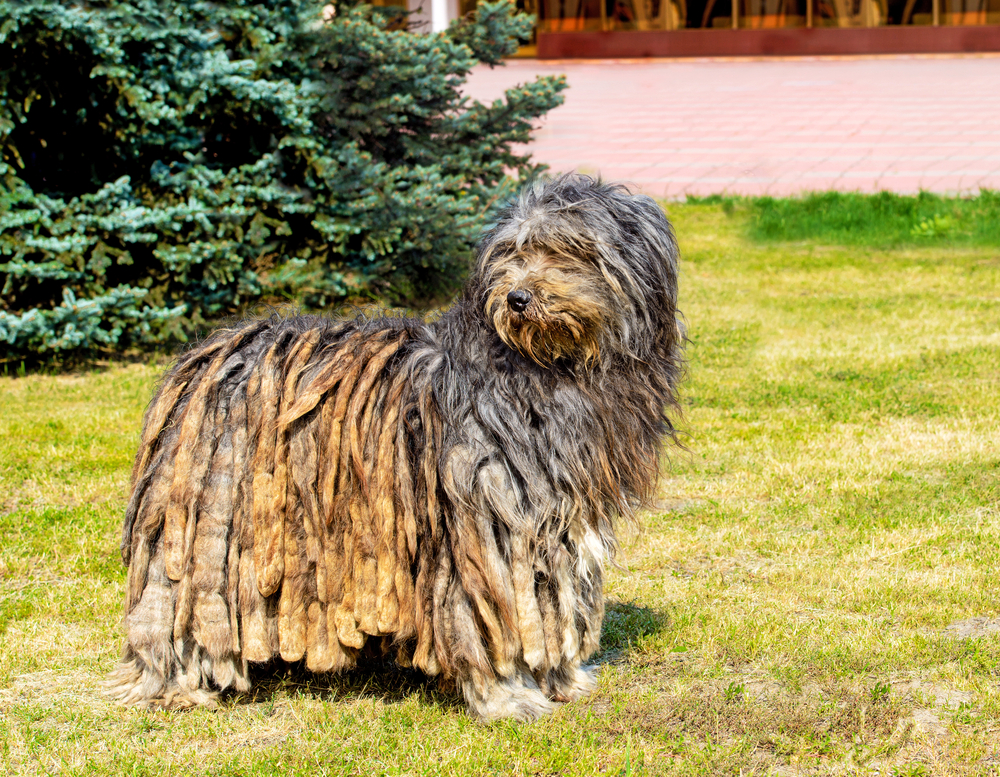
top-left (109, 175), bottom-right (683, 720)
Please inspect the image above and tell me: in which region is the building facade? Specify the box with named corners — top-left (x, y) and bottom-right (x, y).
top-left (400, 0), bottom-right (1000, 57)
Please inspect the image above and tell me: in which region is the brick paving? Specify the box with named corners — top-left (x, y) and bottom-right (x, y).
top-left (463, 55), bottom-right (1000, 198)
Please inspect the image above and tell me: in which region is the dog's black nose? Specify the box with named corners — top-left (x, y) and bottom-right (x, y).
top-left (507, 289), bottom-right (532, 313)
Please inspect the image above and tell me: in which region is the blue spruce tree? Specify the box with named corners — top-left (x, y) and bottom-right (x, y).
top-left (0, 0), bottom-right (565, 359)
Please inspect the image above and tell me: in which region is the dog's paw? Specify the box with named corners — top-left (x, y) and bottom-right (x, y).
top-left (548, 664), bottom-right (598, 703)
top-left (104, 656), bottom-right (219, 710)
top-left (537, 663), bottom-right (599, 703)
top-left (461, 673), bottom-right (558, 722)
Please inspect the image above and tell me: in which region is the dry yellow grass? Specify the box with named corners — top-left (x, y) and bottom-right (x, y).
top-left (2, 201), bottom-right (999, 775)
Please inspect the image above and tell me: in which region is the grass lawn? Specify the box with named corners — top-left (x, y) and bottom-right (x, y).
top-left (2, 198), bottom-right (999, 775)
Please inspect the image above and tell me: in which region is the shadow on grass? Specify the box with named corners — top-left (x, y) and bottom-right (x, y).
top-left (596, 599), bottom-right (669, 661)
top-left (229, 643), bottom-right (461, 713)
top-left (220, 601), bottom-right (668, 710)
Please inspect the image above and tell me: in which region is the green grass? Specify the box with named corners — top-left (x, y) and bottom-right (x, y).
top-left (3, 198), bottom-right (1000, 774)
top-left (691, 190), bottom-right (1000, 248)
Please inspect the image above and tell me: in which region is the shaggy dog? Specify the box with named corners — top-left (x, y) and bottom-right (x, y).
top-left (108, 175), bottom-right (683, 721)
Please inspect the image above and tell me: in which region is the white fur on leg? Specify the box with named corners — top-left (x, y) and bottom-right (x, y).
top-left (461, 670), bottom-right (558, 722)
top-left (546, 663), bottom-right (598, 703)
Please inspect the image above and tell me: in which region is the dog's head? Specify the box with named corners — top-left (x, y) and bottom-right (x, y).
top-left (473, 175), bottom-right (680, 369)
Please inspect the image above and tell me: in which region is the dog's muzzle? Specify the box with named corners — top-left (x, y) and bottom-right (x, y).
top-left (507, 289), bottom-right (532, 313)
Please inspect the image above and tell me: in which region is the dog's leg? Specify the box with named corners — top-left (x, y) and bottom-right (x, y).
top-left (460, 666), bottom-right (557, 722)
top-left (105, 542), bottom-right (220, 709)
